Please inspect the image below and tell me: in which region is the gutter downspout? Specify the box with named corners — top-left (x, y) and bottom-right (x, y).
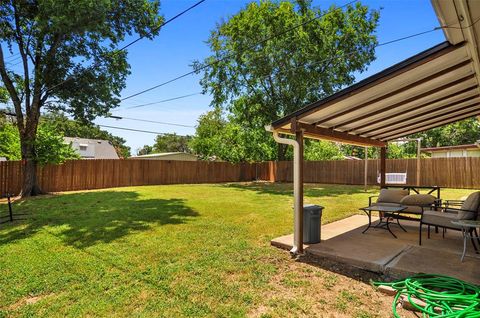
top-left (265, 125), bottom-right (303, 254)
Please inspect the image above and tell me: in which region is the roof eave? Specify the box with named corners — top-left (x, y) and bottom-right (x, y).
top-left (272, 41), bottom-right (461, 129)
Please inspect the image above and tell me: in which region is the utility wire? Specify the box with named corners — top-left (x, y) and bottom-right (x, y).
top-left (5, 55), bottom-right (21, 64)
top-left (3, 52), bottom-right (20, 62)
top-left (120, 0), bottom-right (359, 101)
top-left (116, 92), bottom-right (202, 110)
top-left (261, 27), bottom-right (444, 81)
top-left (109, 25), bottom-right (458, 133)
top-left (98, 124), bottom-right (189, 136)
top-left (6, 60), bottom-right (22, 67)
top-left (46, 0), bottom-right (207, 94)
top-left (106, 115), bottom-right (195, 128)
top-left (439, 16), bottom-right (480, 30)
top-left (121, 9), bottom-right (480, 102)
top-left (118, 0), bottom-right (206, 52)
top-left (113, 25), bottom-right (448, 115)
top-left (376, 28), bottom-right (440, 48)
top-left (27, 5), bottom-right (480, 137)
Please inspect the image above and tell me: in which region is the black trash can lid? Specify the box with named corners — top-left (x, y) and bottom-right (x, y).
top-left (304, 204), bottom-right (324, 210)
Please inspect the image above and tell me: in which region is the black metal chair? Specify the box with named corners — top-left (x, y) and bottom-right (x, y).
top-left (0, 193), bottom-right (14, 225)
top-left (419, 192), bottom-right (480, 251)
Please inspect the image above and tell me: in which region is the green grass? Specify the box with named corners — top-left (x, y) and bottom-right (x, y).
top-left (0, 183), bottom-right (474, 317)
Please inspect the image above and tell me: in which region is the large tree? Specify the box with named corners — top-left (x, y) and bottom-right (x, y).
top-left (193, 0), bottom-right (379, 161)
top-left (153, 133), bottom-right (192, 153)
top-left (0, 118), bottom-right (79, 162)
top-left (410, 118), bottom-right (480, 149)
top-left (191, 108), bottom-right (277, 162)
top-left (0, 1), bottom-right (162, 196)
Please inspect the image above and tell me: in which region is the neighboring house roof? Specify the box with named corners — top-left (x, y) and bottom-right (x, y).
top-left (0, 157), bottom-right (6, 161)
top-left (343, 155), bottom-right (362, 160)
top-left (64, 137), bottom-right (119, 159)
top-left (133, 152), bottom-right (189, 158)
top-left (132, 152), bottom-right (198, 161)
top-left (422, 142), bottom-right (480, 152)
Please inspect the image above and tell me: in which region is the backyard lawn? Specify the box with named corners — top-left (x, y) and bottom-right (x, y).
top-left (0, 183), bottom-right (474, 317)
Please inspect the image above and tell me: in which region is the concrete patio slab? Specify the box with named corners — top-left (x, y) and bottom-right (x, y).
top-left (271, 215), bottom-right (480, 284)
top-left (385, 246), bottom-right (480, 285)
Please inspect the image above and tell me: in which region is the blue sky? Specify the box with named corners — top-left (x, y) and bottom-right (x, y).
top-left (96, 0), bottom-right (446, 153)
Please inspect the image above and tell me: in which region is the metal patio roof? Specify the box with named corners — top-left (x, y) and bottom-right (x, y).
top-left (271, 41), bottom-right (480, 146)
top-left (269, 0), bottom-right (480, 148)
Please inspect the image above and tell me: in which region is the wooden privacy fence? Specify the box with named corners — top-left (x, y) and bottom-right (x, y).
top-left (0, 159), bottom-right (257, 195)
top-left (1, 157), bottom-right (480, 195)
top-left (264, 158), bottom-right (480, 189)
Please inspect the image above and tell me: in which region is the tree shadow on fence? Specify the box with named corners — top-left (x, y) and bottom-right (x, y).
top-left (223, 182), bottom-right (376, 197)
top-left (0, 190), bottom-right (198, 248)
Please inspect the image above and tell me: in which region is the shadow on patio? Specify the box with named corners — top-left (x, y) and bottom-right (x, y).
top-left (272, 215), bottom-right (480, 285)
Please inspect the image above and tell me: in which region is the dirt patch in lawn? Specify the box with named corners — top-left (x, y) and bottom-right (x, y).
top-left (7, 293), bottom-right (55, 311)
top-left (249, 252), bottom-right (416, 318)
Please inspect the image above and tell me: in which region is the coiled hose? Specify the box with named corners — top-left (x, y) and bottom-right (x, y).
top-left (372, 274), bottom-right (480, 317)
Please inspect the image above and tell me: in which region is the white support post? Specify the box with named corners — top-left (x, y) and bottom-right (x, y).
top-left (417, 138), bottom-right (421, 186)
top-left (268, 127), bottom-right (303, 254)
top-left (364, 147), bottom-right (368, 192)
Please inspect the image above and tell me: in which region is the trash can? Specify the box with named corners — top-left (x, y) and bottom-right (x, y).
top-left (303, 204), bottom-right (323, 244)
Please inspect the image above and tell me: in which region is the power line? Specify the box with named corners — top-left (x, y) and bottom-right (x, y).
top-left (5, 55), bottom-right (21, 64)
top-left (121, 5), bottom-right (480, 103)
top-left (46, 0), bottom-right (207, 94)
top-left (114, 23), bottom-right (448, 119)
top-left (203, 26), bottom-right (444, 101)
top-left (119, 0), bottom-right (206, 52)
top-left (6, 60), bottom-right (22, 67)
top-left (98, 124), bottom-right (189, 136)
top-left (439, 16), bottom-right (480, 30)
top-left (120, 0), bottom-right (359, 101)
top-left (106, 115), bottom-right (195, 128)
top-left (116, 92), bottom-right (202, 110)
top-left (4, 52), bottom-right (20, 62)
top-left (376, 28), bottom-right (439, 48)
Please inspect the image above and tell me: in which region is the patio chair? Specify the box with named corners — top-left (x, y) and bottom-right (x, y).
top-left (419, 191), bottom-right (480, 249)
top-left (369, 188), bottom-right (437, 215)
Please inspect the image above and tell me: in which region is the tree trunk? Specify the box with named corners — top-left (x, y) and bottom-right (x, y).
top-left (277, 143), bottom-right (287, 161)
top-left (20, 132), bottom-right (43, 197)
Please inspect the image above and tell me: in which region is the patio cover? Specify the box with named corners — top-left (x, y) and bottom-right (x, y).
top-left (268, 0), bottom-right (480, 254)
top-left (270, 41), bottom-right (479, 145)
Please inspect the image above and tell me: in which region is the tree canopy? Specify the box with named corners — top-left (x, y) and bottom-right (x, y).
top-left (0, 0), bottom-right (163, 195)
top-left (135, 133), bottom-right (192, 156)
top-left (137, 145), bottom-right (154, 156)
top-left (192, 0), bottom-right (379, 161)
top-left (0, 116), bottom-right (79, 163)
top-left (411, 118), bottom-right (480, 149)
top-left (153, 133), bottom-right (192, 154)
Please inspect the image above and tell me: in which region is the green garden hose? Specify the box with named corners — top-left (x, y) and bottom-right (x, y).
top-left (372, 274), bottom-right (480, 317)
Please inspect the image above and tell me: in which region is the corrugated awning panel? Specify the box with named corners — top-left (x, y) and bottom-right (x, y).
top-left (272, 41), bottom-right (480, 143)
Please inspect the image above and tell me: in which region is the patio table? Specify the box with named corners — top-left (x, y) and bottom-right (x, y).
top-left (451, 220), bottom-right (480, 262)
top-left (360, 205), bottom-right (407, 238)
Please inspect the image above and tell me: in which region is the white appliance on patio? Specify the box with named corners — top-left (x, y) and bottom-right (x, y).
top-left (377, 173), bottom-right (407, 185)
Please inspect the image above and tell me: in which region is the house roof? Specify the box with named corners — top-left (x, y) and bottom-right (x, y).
top-left (64, 137), bottom-right (119, 159)
top-left (269, 0), bottom-right (480, 147)
top-left (421, 143), bottom-right (480, 152)
top-left (133, 152), bottom-right (197, 158)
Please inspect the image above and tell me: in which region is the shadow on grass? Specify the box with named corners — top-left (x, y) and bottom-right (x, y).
top-left (0, 190), bottom-right (198, 248)
top-left (223, 182), bottom-right (375, 197)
